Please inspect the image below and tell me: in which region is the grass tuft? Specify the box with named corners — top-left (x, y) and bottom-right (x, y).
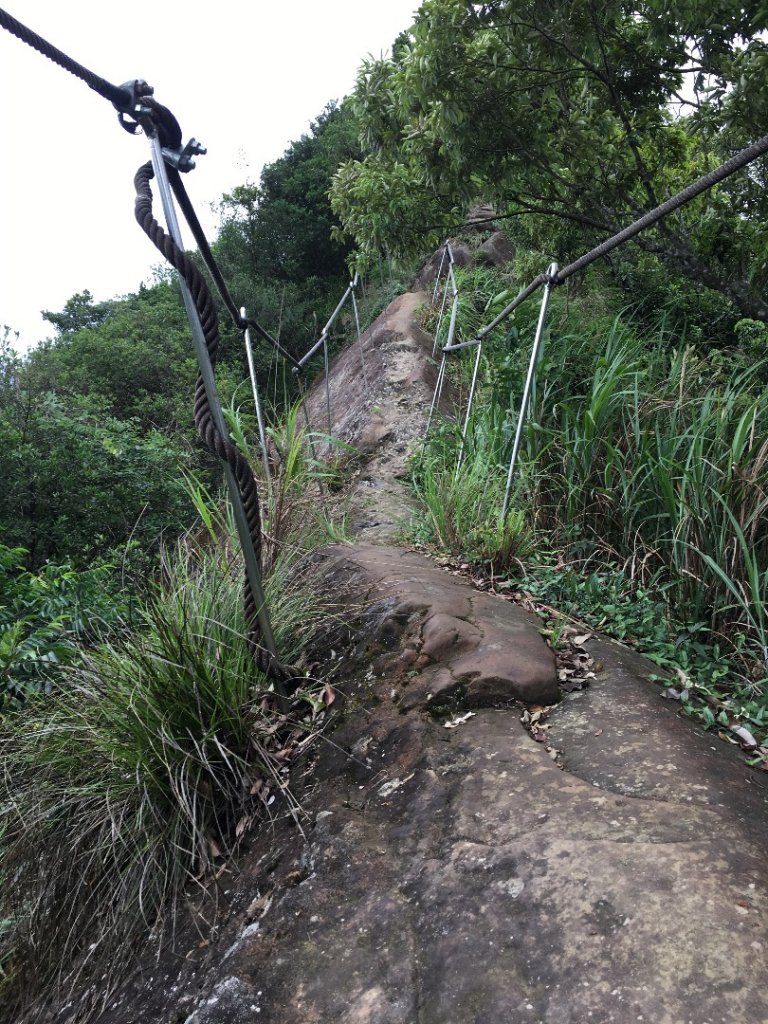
top-left (0, 437), bottom-right (339, 1019)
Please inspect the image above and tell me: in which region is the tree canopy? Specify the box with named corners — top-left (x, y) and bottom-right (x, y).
top-left (331, 0), bottom-right (768, 320)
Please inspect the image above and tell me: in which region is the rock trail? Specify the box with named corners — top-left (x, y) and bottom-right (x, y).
top-left (92, 256), bottom-right (768, 1024)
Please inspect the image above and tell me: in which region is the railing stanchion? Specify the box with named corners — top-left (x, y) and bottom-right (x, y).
top-left (432, 244), bottom-right (448, 305)
top-left (501, 262), bottom-right (558, 521)
top-left (432, 247), bottom-right (453, 354)
top-left (421, 352), bottom-right (448, 462)
top-left (323, 332), bottom-right (332, 446)
top-left (455, 341), bottom-right (483, 476)
top-left (242, 306), bottom-right (271, 489)
top-left (351, 273), bottom-right (368, 393)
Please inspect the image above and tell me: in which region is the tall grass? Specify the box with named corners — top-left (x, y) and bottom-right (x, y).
top-left (0, 418), bottom-right (342, 1021)
top-left (414, 417), bottom-right (536, 573)
top-left (525, 317), bottom-right (768, 660)
top-left (415, 283), bottom-right (768, 686)
top-left (223, 398), bottom-right (350, 572)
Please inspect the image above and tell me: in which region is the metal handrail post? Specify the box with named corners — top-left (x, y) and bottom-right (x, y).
top-left (350, 278), bottom-right (368, 393)
top-left (455, 341), bottom-right (483, 476)
top-left (501, 262), bottom-right (558, 521)
top-left (241, 306), bottom-right (271, 489)
top-left (148, 135), bottom-right (281, 673)
top-left (431, 244), bottom-right (448, 305)
top-left (421, 351), bottom-right (448, 461)
top-left (445, 269), bottom-right (460, 350)
top-left (323, 333), bottom-right (332, 443)
top-left (430, 246), bottom-right (454, 352)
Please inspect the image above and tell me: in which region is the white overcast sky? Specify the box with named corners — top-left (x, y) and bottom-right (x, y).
top-left (0, 1), bottom-right (419, 352)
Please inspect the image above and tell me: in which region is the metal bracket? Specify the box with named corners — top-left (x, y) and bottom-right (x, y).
top-left (114, 79), bottom-right (153, 134)
top-left (161, 137), bottom-right (207, 173)
top-left (115, 80), bottom-right (205, 172)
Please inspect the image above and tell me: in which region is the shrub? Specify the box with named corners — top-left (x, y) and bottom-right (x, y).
top-left (0, 545), bottom-right (123, 708)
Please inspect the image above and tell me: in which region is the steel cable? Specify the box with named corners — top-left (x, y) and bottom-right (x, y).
top-left (0, 5), bottom-right (133, 108)
top-left (167, 170), bottom-right (301, 368)
top-left (553, 133), bottom-right (768, 284)
top-left (0, 7), bottom-right (298, 370)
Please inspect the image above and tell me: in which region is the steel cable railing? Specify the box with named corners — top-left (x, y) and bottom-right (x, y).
top-left (423, 131), bottom-right (768, 521)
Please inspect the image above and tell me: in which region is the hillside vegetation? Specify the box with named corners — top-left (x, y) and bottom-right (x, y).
top-left (2, 0), bottom-right (768, 1017)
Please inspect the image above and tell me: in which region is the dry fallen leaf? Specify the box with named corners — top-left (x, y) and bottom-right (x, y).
top-left (235, 815), bottom-right (253, 839)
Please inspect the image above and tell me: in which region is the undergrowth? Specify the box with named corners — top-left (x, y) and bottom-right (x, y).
top-left (0, 416), bottom-right (344, 1022)
top-left (411, 268), bottom-right (768, 748)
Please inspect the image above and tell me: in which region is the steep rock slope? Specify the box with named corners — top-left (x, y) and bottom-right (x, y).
top-left (91, 255), bottom-right (768, 1024)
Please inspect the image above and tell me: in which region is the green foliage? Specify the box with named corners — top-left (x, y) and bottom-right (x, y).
top-left (218, 398), bottom-right (350, 572)
top-left (41, 290), bottom-right (113, 335)
top-left (412, 416), bottom-right (536, 573)
top-left (0, 96), bottom-right (365, 755)
top-left (424, 263), bottom-right (520, 348)
top-left (414, 277), bottom-right (768, 708)
top-left (0, 544), bottom-right (123, 708)
top-left (0, 513), bottom-right (333, 1018)
top-left (30, 280), bottom-right (197, 429)
top-left (522, 560), bottom-right (768, 746)
top-left (0, 389), bottom-right (191, 570)
top-left (332, 0), bottom-right (768, 320)
top-left (215, 102), bottom-right (361, 374)
top-left (219, 103), bottom-right (359, 286)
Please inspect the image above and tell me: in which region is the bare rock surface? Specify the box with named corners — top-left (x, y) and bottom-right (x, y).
top-left (303, 290), bottom-right (444, 544)
top-left (94, 585), bottom-right (768, 1024)
top-left (325, 544), bottom-right (559, 709)
top-left (88, 277), bottom-right (768, 1024)
top-left (478, 229), bottom-right (516, 267)
top-left (413, 242), bottom-right (473, 291)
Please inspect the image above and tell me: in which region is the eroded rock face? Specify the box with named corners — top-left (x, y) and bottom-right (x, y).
top-left (300, 290), bottom-right (444, 545)
top-left (92, 548), bottom-right (768, 1024)
top-left (413, 242), bottom-right (473, 291)
top-left (478, 230), bottom-right (516, 267)
top-left (327, 545), bottom-right (558, 709)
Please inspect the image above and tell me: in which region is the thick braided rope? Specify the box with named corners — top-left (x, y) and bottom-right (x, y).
top-left (134, 161), bottom-right (284, 678)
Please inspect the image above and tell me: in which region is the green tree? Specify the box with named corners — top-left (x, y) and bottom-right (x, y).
top-left (0, 385), bottom-right (191, 571)
top-left (41, 290), bottom-right (113, 335)
top-left (214, 102), bottom-right (362, 367)
top-left (218, 102), bottom-right (359, 285)
top-left (331, 0), bottom-right (768, 320)
top-left (31, 281), bottom-right (198, 430)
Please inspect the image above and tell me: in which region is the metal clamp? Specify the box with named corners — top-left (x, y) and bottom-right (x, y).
top-left (114, 79), bottom-right (153, 133)
top-left (162, 137), bottom-right (207, 173)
